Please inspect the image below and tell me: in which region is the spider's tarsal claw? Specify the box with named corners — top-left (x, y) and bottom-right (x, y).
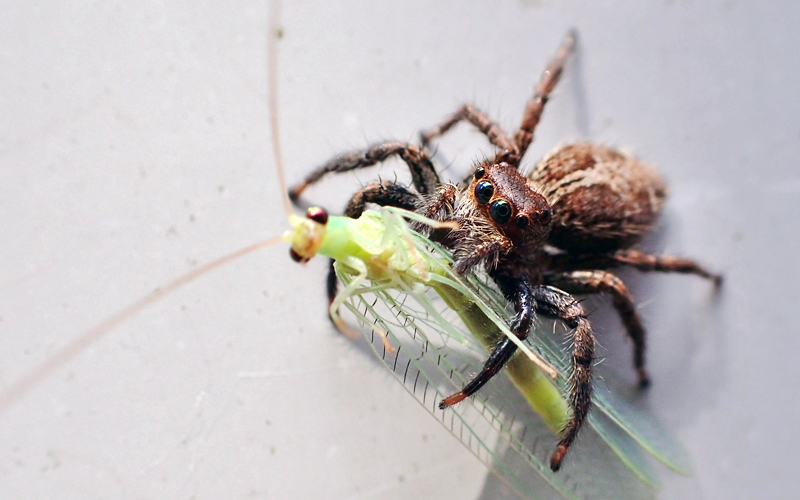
top-left (439, 391), bottom-right (467, 409)
top-left (550, 444), bottom-right (568, 472)
top-left (288, 182), bottom-right (308, 203)
top-left (637, 368), bottom-right (651, 390)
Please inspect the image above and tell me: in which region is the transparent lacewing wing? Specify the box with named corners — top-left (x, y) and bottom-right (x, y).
top-left (325, 209), bottom-right (691, 500)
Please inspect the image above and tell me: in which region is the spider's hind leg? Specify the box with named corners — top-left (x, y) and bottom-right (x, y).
top-left (612, 249), bottom-right (723, 287)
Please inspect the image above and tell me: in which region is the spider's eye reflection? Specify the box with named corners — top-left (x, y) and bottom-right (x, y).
top-left (475, 180), bottom-right (494, 204)
top-left (514, 213), bottom-right (530, 228)
top-left (474, 166), bottom-right (485, 179)
top-left (490, 199), bottom-right (513, 224)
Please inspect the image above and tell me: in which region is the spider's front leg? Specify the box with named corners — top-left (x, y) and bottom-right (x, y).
top-left (438, 272), bottom-right (535, 409)
top-left (439, 268), bottom-right (595, 472)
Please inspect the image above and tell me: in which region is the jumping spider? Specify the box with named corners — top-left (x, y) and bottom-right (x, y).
top-left (289, 31), bottom-right (720, 471)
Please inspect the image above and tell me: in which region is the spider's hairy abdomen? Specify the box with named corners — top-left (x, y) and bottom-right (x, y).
top-left (530, 143), bottom-right (667, 253)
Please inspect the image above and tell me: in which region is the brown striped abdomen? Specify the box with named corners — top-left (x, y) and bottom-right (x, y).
top-left (529, 143), bottom-right (667, 253)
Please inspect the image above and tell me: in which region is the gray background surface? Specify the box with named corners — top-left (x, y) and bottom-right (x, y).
top-left (1, 1), bottom-right (798, 498)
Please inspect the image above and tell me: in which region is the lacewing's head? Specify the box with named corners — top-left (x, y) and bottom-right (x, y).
top-left (285, 207), bottom-right (329, 263)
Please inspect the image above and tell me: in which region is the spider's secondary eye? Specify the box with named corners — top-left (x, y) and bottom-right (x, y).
top-left (537, 207), bottom-right (551, 223)
top-left (474, 166), bottom-right (485, 179)
top-left (475, 181), bottom-right (494, 204)
top-left (514, 213), bottom-right (530, 228)
top-left (490, 200), bottom-right (512, 224)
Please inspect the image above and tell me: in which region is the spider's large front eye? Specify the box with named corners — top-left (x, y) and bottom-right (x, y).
top-left (490, 199), bottom-right (512, 224)
top-left (475, 180), bottom-right (494, 204)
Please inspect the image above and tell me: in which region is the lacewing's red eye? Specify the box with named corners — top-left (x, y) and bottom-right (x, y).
top-left (306, 207), bottom-right (329, 225)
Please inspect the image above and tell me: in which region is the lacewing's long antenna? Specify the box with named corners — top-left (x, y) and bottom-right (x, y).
top-left (0, 237), bottom-right (281, 413)
top-left (268, 0), bottom-right (292, 216)
top-left (1, 1), bottom-right (293, 414)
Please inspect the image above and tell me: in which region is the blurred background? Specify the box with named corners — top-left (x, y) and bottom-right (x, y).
top-left (1, 1), bottom-right (798, 498)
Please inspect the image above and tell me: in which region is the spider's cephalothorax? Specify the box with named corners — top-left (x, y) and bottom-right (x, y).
top-left (444, 162), bottom-right (552, 276)
top-left (288, 31), bottom-right (720, 472)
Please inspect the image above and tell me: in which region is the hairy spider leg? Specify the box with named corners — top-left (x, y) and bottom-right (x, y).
top-left (547, 270), bottom-right (651, 388)
top-left (531, 285), bottom-right (594, 472)
top-left (438, 272), bottom-right (535, 408)
top-left (288, 141), bottom-right (440, 200)
top-left (611, 249), bottom-right (723, 287)
top-left (546, 249), bottom-right (722, 387)
top-left (419, 31), bottom-right (576, 166)
top-left (420, 103), bottom-right (514, 153)
top-left (550, 248), bottom-right (723, 286)
top-left (438, 265), bottom-right (596, 472)
top-left (512, 30), bottom-right (576, 162)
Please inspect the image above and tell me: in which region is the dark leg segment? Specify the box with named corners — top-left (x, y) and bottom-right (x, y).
top-left (612, 249), bottom-right (723, 286)
top-left (512, 31), bottom-right (576, 163)
top-left (532, 285), bottom-right (594, 472)
top-left (439, 337), bottom-right (518, 407)
top-left (289, 142), bottom-right (440, 200)
top-left (548, 249), bottom-right (722, 287)
top-left (439, 273), bottom-right (534, 407)
top-left (420, 103), bottom-right (514, 154)
top-left (342, 180), bottom-right (420, 219)
top-left (547, 270), bottom-right (650, 388)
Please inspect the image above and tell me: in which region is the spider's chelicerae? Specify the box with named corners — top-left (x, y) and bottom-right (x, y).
top-left (289, 32), bottom-right (720, 471)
